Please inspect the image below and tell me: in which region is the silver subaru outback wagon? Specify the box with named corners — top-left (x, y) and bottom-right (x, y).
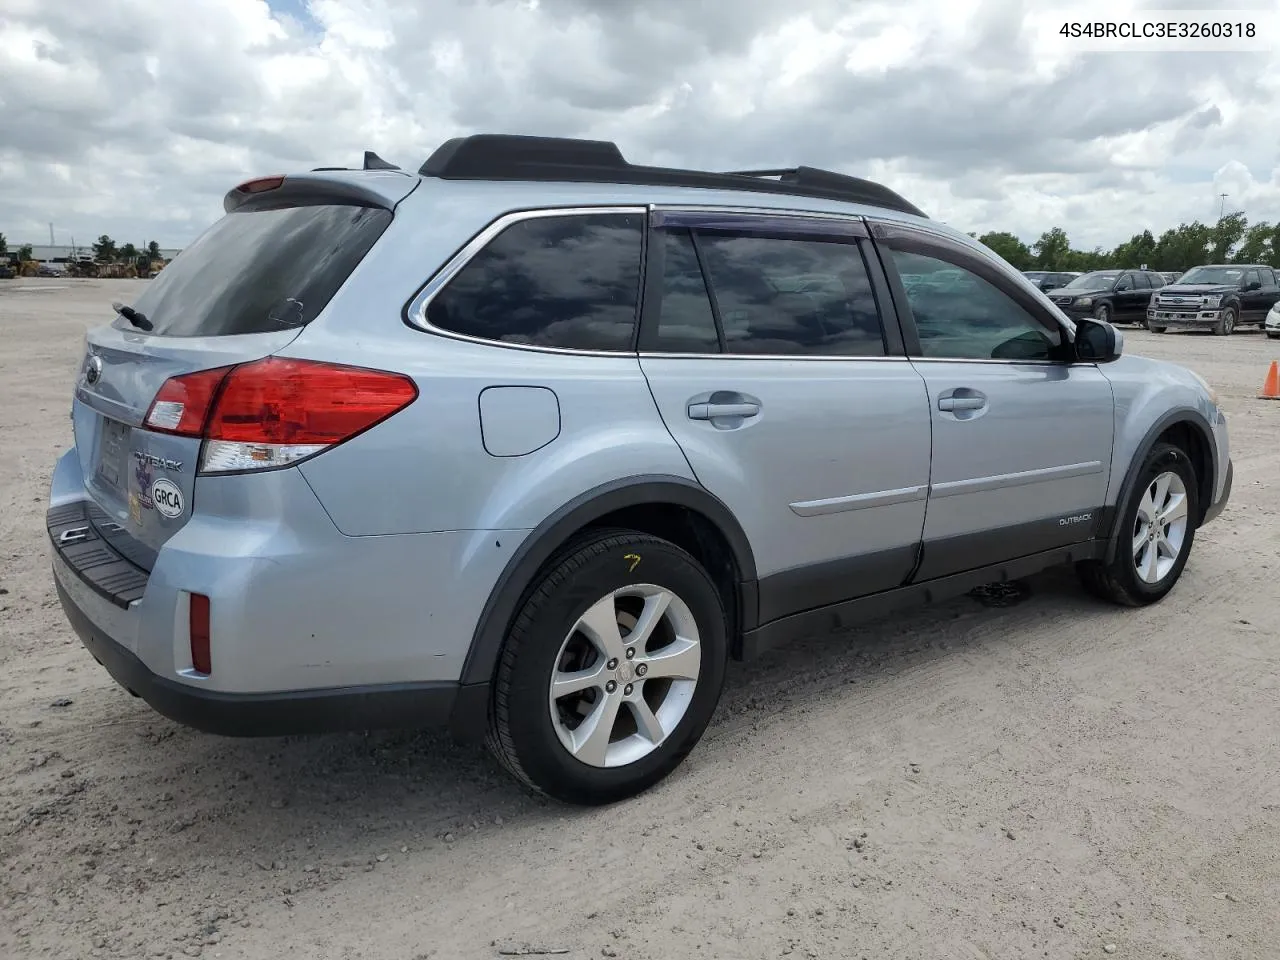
top-left (49, 134), bottom-right (1232, 805)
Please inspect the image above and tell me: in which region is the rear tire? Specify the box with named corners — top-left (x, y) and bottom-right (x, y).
top-left (1077, 442), bottom-right (1198, 607)
top-left (486, 529), bottom-right (728, 805)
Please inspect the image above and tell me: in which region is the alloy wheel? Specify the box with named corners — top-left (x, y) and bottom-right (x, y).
top-left (548, 585), bottom-right (701, 768)
top-left (1132, 470), bottom-right (1189, 584)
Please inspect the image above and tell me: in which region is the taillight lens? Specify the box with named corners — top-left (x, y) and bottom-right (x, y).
top-left (234, 175), bottom-right (285, 195)
top-left (145, 358), bottom-right (417, 474)
top-left (144, 366), bottom-right (234, 436)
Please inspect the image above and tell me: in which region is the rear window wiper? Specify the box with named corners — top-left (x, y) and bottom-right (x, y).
top-left (111, 302), bottom-right (153, 331)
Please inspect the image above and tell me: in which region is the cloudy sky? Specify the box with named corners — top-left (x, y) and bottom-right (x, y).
top-left (2, 0), bottom-right (1278, 252)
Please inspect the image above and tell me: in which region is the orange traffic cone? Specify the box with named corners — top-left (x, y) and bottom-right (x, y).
top-left (1261, 360), bottom-right (1280, 400)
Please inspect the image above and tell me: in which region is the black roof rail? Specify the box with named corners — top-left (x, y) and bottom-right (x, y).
top-left (417, 134), bottom-right (926, 218)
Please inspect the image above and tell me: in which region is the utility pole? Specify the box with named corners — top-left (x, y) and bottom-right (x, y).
top-left (1218, 193), bottom-right (1229, 219)
top-left (49, 223), bottom-right (54, 245)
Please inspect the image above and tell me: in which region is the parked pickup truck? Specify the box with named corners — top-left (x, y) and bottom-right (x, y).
top-left (1147, 264), bottom-right (1280, 336)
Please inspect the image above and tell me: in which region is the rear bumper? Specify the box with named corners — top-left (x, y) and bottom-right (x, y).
top-left (46, 446), bottom-right (508, 741)
top-left (56, 574), bottom-right (488, 738)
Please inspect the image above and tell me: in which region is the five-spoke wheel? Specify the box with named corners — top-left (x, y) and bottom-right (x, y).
top-left (487, 530), bottom-right (728, 805)
top-left (549, 585), bottom-right (702, 768)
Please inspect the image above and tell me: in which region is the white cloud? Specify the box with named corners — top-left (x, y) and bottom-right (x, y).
top-left (1, 0), bottom-right (1278, 253)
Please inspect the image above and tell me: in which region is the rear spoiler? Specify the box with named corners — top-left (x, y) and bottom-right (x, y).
top-left (223, 171), bottom-right (414, 214)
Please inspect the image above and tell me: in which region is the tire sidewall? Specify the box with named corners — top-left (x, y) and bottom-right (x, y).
top-left (1113, 444), bottom-right (1199, 601)
top-left (1222, 307), bottom-right (1236, 335)
top-left (1094, 303), bottom-right (1111, 323)
top-left (501, 535), bottom-right (728, 803)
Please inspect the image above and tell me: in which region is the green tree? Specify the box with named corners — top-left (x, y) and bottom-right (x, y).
top-left (119, 242), bottom-right (139, 263)
top-left (976, 231), bottom-right (1033, 270)
top-left (92, 235), bottom-right (118, 263)
top-left (1065, 247), bottom-right (1111, 272)
top-left (1111, 229), bottom-right (1156, 268)
top-left (1208, 212), bottom-right (1247, 262)
top-left (17, 243), bottom-right (33, 262)
top-left (0, 233), bottom-right (7, 258)
top-left (147, 240), bottom-right (161, 260)
top-left (1232, 222), bottom-right (1273, 265)
top-left (1032, 227), bottom-right (1071, 270)
top-left (1152, 221), bottom-right (1212, 272)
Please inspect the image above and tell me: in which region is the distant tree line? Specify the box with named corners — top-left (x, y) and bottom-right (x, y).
top-left (91, 236), bottom-right (165, 264)
top-left (1, 232), bottom-right (164, 264)
top-left (974, 212), bottom-right (1280, 273)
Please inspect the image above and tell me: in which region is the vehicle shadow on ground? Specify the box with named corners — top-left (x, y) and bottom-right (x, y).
top-left (55, 562), bottom-right (1118, 862)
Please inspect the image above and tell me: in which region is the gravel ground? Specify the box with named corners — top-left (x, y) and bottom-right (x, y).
top-left (2, 279), bottom-right (1279, 960)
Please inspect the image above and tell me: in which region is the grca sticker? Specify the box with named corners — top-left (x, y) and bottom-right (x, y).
top-left (151, 478), bottom-right (185, 519)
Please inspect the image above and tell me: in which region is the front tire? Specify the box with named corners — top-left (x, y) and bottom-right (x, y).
top-left (1077, 442), bottom-right (1198, 606)
top-left (487, 529), bottom-right (728, 805)
top-left (1093, 303), bottom-right (1111, 324)
top-left (1215, 306), bottom-right (1237, 336)
top-left (1267, 332), bottom-right (1280, 340)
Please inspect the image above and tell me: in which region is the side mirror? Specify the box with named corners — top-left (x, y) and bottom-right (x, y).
top-left (1245, 280), bottom-right (1262, 291)
top-left (1074, 316), bottom-right (1121, 363)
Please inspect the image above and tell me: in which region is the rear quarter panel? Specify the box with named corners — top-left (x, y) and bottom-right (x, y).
top-left (288, 181), bottom-right (697, 538)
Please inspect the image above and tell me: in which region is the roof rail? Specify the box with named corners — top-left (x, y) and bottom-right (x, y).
top-left (417, 134), bottom-right (926, 218)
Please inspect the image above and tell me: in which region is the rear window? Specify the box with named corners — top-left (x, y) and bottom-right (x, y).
top-left (129, 204), bottom-right (392, 337)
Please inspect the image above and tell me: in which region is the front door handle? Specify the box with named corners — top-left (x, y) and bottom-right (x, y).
top-left (937, 395), bottom-right (986, 412)
top-left (688, 401), bottom-right (761, 420)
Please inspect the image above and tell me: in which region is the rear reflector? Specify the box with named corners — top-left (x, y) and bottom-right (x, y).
top-left (143, 358), bottom-right (418, 474)
top-left (189, 593), bottom-right (211, 675)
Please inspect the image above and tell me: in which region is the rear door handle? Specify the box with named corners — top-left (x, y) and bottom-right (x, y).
top-left (937, 395), bottom-right (985, 412)
top-left (688, 401), bottom-right (760, 420)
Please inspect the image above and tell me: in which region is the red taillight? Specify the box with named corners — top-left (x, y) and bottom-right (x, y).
top-left (235, 175), bottom-right (285, 195)
top-left (144, 366), bottom-right (234, 436)
top-left (189, 593), bottom-right (211, 675)
top-left (206, 357), bottom-right (418, 445)
top-left (144, 358), bottom-right (417, 473)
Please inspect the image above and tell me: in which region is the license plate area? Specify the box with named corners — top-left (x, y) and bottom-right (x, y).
top-left (94, 418), bottom-right (131, 492)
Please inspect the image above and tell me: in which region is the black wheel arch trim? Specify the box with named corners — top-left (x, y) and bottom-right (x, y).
top-left (1103, 407), bottom-right (1218, 564)
top-left (458, 475), bottom-right (759, 688)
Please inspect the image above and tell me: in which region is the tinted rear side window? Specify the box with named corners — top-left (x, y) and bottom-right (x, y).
top-left (426, 213), bottom-right (644, 351)
top-left (653, 229), bottom-right (721, 352)
top-left (132, 204), bottom-right (391, 337)
top-left (695, 234), bottom-right (887, 356)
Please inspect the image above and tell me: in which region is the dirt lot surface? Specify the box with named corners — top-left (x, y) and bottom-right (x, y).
top-left (2, 278), bottom-right (1278, 960)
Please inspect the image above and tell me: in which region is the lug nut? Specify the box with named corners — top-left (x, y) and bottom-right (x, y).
top-left (636, 663), bottom-right (648, 677)
top-left (606, 680), bottom-right (617, 693)
top-left (624, 684), bottom-right (634, 696)
top-left (625, 648), bottom-right (636, 660)
top-left (607, 658), bottom-right (619, 670)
